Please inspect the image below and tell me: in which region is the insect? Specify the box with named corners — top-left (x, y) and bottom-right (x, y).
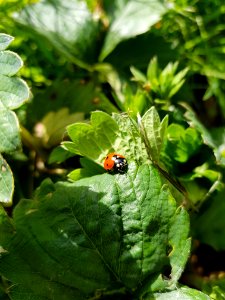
top-left (104, 153), bottom-right (128, 174)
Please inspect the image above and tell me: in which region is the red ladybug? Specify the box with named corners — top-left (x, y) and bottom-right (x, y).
top-left (104, 153), bottom-right (128, 174)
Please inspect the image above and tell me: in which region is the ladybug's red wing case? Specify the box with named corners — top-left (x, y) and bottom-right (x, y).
top-left (104, 153), bottom-right (116, 171)
top-left (104, 153), bottom-right (128, 174)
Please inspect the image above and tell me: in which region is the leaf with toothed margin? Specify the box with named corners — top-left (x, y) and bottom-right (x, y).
top-left (141, 106), bottom-right (168, 163)
top-left (0, 163), bottom-right (190, 299)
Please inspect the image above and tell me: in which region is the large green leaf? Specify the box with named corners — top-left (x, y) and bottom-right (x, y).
top-left (100, 0), bottom-right (168, 60)
top-left (0, 163), bottom-right (190, 299)
top-left (64, 109), bottom-right (172, 176)
top-left (14, 0), bottom-right (101, 69)
top-left (64, 111), bottom-right (150, 169)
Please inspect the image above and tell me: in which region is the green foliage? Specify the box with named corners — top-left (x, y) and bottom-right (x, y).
top-left (14, 0), bottom-right (101, 69)
top-left (193, 189), bottom-right (225, 251)
top-left (131, 57), bottom-right (189, 104)
top-left (164, 124), bottom-right (202, 163)
top-left (185, 106), bottom-right (225, 166)
top-left (0, 33), bottom-right (29, 205)
top-left (63, 107), bottom-right (168, 172)
top-left (141, 107), bottom-right (168, 163)
top-left (0, 0), bottom-right (225, 298)
top-left (99, 0), bottom-right (167, 61)
top-left (0, 164), bottom-right (190, 299)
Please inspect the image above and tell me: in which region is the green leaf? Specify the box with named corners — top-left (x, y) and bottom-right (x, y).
top-left (0, 75), bottom-right (29, 110)
top-left (169, 67), bottom-right (189, 98)
top-left (185, 107), bottom-right (215, 148)
top-left (68, 168), bottom-right (94, 181)
top-left (130, 66), bottom-right (147, 83)
top-left (99, 0), bottom-right (167, 60)
top-left (192, 163), bottom-right (220, 182)
top-left (39, 109), bottom-right (85, 149)
top-left (0, 108), bottom-right (21, 153)
top-left (28, 80), bottom-right (118, 126)
top-left (0, 204), bottom-right (14, 246)
top-left (184, 106), bottom-right (225, 165)
top-left (9, 286), bottom-right (47, 300)
top-left (146, 58), bottom-right (188, 100)
top-left (61, 141), bottom-right (82, 156)
top-left (0, 34), bottom-right (29, 205)
top-left (48, 146), bottom-right (75, 164)
top-left (0, 154), bottom-right (14, 206)
top-left (165, 124), bottom-right (202, 163)
top-left (68, 157), bottom-right (104, 181)
top-left (0, 51), bottom-right (23, 76)
top-left (146, 286), bottom-right (210, 299)
top-left (121, 86), bottom-right (149, 117)
top-left (141, 106), bottom-right (168, 163)
top-left (0, 34), bottom-right (14, 51)
top-left (168, 207), bottom-right (191, 286)
top-left (147, 56), bottom-right (158, 83)
top-left (64, 110), bottom-right (171, 168)
top-left (105, 32), bottom-right (178, 73)
top-left (138, 274), bottom-right (168, 297)
top-left (65, 111), bottom-right (119, 163)
top-left (112, 113), bottom-right (148, 164)
top-left (15, 0), bottom-right (101, 69)
top-left (201, 277), bottom-right (225, 300)
top-left (0, 164), bottom-right (190, 299)
top-left (0, 36), bottom-right (29, 111)
top-left (65, 111), bottom-right (148, 166)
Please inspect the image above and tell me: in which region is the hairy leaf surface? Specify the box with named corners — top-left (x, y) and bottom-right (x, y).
top-left (0, 163), bottom-right (190, 299)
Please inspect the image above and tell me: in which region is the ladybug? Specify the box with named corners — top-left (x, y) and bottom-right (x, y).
top-left (104, 153), bottom-right (128, 174)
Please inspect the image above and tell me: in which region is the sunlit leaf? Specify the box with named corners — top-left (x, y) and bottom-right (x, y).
top-left (141, 106), bottom-right (168, 163)
top-left (0, 50), bottom-right (23, 76)
top-left (0, 33), bottom-right (14, 51)
top-left (100, 0), bottom-right (167, 60)
top-left (0, 163), bottom-right (190, 299)
top-left (15, 0), bottom-right (101, 68)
